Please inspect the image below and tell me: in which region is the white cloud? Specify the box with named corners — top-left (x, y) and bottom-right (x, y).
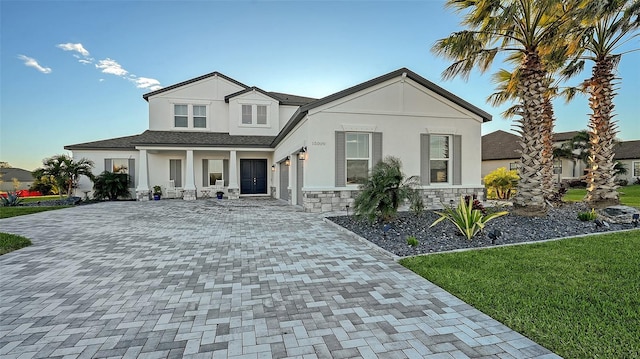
top-left (99, 79), bottom-right (104, 82)
top-left (78, 59), bottom-right (92, 65)
top-left (56, 43), bottom-right (90, 57)
top-left (95, 58), bottom-right (128, 76)
top-left (134, 77), bottom-right (162, 91)
top-left (17, 54), bottom-right (52, 74)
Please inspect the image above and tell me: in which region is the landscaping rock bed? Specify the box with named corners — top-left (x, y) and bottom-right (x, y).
top-left (328, 202), bottom-right (635, 257)
top-left (20, 196), bottom-right (82, 207)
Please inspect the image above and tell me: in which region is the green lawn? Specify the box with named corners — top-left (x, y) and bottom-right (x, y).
top-left (20, 195), bottom-right (62, 203)
top-left (400, 231), bottom-right (640, 359)
top-left (0, 206), bottom-right (69, 219)
top-left (564, 184), bottom-right (640, 208)
top-left (0, 232), bottom-right (32, 255)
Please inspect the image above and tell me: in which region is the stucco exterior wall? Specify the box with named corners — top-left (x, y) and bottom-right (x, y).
top-left (228, 91), bottom-right (281, 136)
top-left (71, 150), bottom-right (139, 197)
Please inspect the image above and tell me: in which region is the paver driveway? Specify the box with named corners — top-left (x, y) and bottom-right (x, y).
top-left (0, 199), bottom-right (559, 359)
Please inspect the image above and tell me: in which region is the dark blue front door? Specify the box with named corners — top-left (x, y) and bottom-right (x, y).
top-left (240, 159), bottom-right (267, 194)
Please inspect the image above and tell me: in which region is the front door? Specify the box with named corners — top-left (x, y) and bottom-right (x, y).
top-left (240, 159), bottom-right (267, 194)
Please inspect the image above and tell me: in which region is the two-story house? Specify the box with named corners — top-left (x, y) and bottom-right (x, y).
top-left (66, 67), bottom-right (492, 212)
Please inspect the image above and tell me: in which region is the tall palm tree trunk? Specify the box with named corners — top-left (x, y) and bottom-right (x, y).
top-left (586, 56), bottom-right (619, 207)
top-left (513, 52), bottom-right (548, 216)
top-left (541, 96), bottom-right (556, 200)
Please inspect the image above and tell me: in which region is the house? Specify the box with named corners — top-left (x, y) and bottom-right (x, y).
top-left (481, 130), bottom-right (639, 184)
top-left (0, 167), bottom-right (34, 192)
top-left (614, 140), bottom-right (640, 184)
top-left (66, 68), bottom-right (492, 212)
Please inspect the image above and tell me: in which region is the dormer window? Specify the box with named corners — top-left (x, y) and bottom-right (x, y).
top-left (240, 104), bottom-right (269, 126)
top-left (174, 104), bottom-right (188, 127)
top-left (174, 104), bottom-right (208, 129)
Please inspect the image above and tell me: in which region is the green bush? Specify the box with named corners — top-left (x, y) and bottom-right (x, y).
top-left (577, 208), bottom-right (597, 221)
top-left (406, 236), bottom-right (419, 247)
top-left (353, 156), bottom-right (419, 222)
top-left (92, 171), bottom-right (131, 201)
top-left (1, 192), bottom-right (23, 207)
top-left (484, 167), bottom-right (519, 200)
top-left (430, 196), bottom-right (509, 240)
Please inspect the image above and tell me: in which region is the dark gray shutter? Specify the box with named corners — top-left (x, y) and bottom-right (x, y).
top-left (453, 135), bottom-right (462, 185)
top-left (128, 159), bottom-right (135, 188)
top-left (372, 132), bottom-right (383, 166)
top-left (335, 131), bottom-right (345, 187)
top-left (420, 134), bottom-right (430, 185)
top-left (280, 162), bottom-right (289, 200)
top-left (202, 159), bottom-right (208, 187)
top-left (297, 157), bottom-right (304, 206)
top-left (223, 159), bottom-right (229, 186)
top-left (105, 159), bottom-right (112, 173)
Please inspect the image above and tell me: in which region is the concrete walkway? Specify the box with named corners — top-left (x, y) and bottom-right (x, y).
top-left (0, 199), bottom-right (560, 359)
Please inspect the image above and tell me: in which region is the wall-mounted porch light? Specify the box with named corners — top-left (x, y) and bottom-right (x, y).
top-left (284, 156), bottom-right (291, 166)
top-left (271, 164), bottom-right (276, 172)
top-left (298, 147), bottom-right (307, 160)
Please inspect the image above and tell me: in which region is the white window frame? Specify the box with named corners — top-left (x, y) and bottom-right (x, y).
top-left (345, 132), bottom-right (371, 186)
top-left (239, 103), bottom-right (270, 127)
top-left (207, 159), bottom-right (224, 186)
top-left (633, 161), bottom-right (640, 177)
top-left (193, 105), bottom-right (207, 128)
top-left (430, 134), bottom-right (451, 185)
top-left (110, 159), bottom-right (129, 174)
top-left (174, 104), bottom-right (188, 128)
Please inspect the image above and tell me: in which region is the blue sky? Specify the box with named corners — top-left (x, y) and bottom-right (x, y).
top-left (1, 0), bottom-right (638, 171)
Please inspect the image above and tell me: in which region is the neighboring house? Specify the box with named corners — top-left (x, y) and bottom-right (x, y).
top-left (66, 68), bottom-right (491, 212)
top-left (0, 168), bottom-right (34, 192)
top-left (482, 130), bottom-right (639, 184)
top-left (614, 140), bottom-right (640, 184)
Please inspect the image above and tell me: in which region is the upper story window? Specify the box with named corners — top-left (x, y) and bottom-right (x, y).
top-left (193, 105), bottom-right (206, 128)
top-left (240, 104), bottom-right (269, 126)
top-left (430, 135), bottom-right (450, 183)
top-left (346, 133), bottom-right (370, 185)
top-left (174, 104), bottom-right (208, 129)
top-left (242, 105), bottom-right (252, 124)
top-left (174, 105), bottom-right (188, 128)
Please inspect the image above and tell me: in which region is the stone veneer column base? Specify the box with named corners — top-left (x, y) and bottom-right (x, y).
top-left (227, 188), bottom-right (239, 200)
top-left (270, 186), bottom-right (277, 199)
top-left (183, 190), bottom-right (197, 201)
top-left (136, 191), bottom-right (150, 201)
top-left (301, 187), bottom-right (485, 213)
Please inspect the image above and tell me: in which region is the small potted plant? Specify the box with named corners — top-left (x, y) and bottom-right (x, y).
top-left (215, 191), bottom-right (224, 199)
top-left (153, 185), bottom-right (162, 200)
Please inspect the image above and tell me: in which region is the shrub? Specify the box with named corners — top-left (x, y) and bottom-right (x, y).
top-left (577, 209), bottom-right (598, 221)
top-left (635, 177), bottom-right (640, 185)
top-left (430, 196), bottom-right (509, 240)
top-left (484, 167), bottom-right (519, 199)
top-left (615, 178), bottom-right (628, 186)
top-left (409, 192), bottom-right (425, 216)
top-left (1, 192), bottom-right (23, 207)
top-left (353, 157), bottom-right (419, 222)
top-left (406, 236), bottom-right (419, 247)
top-left (92, 171), bottom-right (131, 201)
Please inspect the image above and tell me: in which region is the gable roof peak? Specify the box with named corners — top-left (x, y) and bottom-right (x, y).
top-left (142, 71), bottom-right (249, 101)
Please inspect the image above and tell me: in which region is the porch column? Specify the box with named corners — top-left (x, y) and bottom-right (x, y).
top-left (183, 149), bottom-right (197, 200)
top-left (136, 149), bottom-right (150, 201)
top-left (227, 150), bottom-right (239, 199)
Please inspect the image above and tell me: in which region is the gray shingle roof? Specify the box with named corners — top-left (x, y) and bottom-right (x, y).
top-left (614, 140), bottom-right (640, 160)
top-left (65, 131), bottom-right (275, 150)
top-left (0, 168), bottom-right (34, 182)
top-left (267, 92), bottom-right (316, 106)
top-left (553, 131), bottom-right (581, 142)
top-left (482, 130), bottom-right (521, 160)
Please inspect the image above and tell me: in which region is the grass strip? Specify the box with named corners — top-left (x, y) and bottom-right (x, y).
top-left (0, 232), bottom-right (32, 255)
top-left (400, 231), bottom-right (640, 358)
top-left (0, 206), bottom-right (69, 219)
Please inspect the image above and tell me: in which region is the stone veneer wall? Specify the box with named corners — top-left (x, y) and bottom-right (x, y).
top-left (302, 187), bottom-right (484, 213)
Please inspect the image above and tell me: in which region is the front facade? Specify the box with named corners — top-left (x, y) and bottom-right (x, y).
top-left (66, 68), bottom-right (492, 212)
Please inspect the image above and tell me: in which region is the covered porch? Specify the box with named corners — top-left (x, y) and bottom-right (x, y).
top-left (134, 146), bottom-right (274, 201)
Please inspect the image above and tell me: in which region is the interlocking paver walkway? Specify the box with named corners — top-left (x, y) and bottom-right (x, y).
top-left (0, 199), bottom-right (560, 358)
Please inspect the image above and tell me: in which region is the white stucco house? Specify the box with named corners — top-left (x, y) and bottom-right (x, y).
top-left (66, 68), bottom-right (492, 212)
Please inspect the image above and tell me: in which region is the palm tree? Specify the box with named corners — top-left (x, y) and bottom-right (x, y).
top-left (568, 0), bottom-right (640, 207)
top-left (34, 155), bottom-right (94, 198)
top-left (433, 0), bottom-right (584, 216)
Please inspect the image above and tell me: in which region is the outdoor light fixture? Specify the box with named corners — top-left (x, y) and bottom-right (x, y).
top-left (449, 199), bottom-right (455, 207)
top-left (488, 229), bottom-right (502, 244)
top-left (298, 147), bottom-right (307, 160)
top-left (633, 213), bottom-right (639, 228)
top-left (271, 164), bottom-right (276, 172)
top-left (285, 156), bottom-right (291, 166)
